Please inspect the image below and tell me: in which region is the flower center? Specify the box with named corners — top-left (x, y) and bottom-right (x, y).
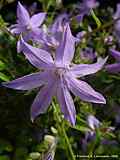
top-left (55, 67), bottom-right (66, 77)
top-left (54, 64), bottom-right (70, 79)
top-left (26, 23), bottom-right (32, 31)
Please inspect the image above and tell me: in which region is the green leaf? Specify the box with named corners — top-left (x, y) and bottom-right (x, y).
top-left (72, 125), bottom-right (91, 133)
top-left (0, 15), bottom-right (8, 28)
top-left (0, 155), bottom-right (10, 160)
top-left (0, 139), bottom-right (13, 153)
top-left (91, 9), bottom-right (101, 28)
top-left (0, 72), bottom-right (10, 81)
top-left (0, 60), bottom-right (6, 71)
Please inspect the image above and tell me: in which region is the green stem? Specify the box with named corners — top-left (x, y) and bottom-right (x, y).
top-left (52, 101), bottom-right (75, 160)
top-left (61, 121), bottom-right (76, 160)
top-left (82, 17), bottom-right (120, 41)
top-left (0, 26), bottom-right (15, 38)
top-left (90, 9), bottom-right (101, 28)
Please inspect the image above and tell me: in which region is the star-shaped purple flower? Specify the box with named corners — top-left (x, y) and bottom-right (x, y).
top-left (105, 49), bottom-right (120, 73)
top-left (2, 24), bottom-right (106, 125)
top-left (10, 2), bottom-right (46, 52)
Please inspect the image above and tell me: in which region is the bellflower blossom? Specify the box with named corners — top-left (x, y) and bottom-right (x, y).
top-left (80, 47), bottom-right (97, 62)
top-left (105, 49), bottom-right (120, 73)
top-left (75, 0), bottom-right (99, 23)
top-left (2, 24), bottom-right (106, 125)
top-left (10, 2), bottom-right (46, 52)
top-left (81, 115), bottom-right (100, 152)
top-left (82, 115), bottom-right (116, 152)
top-left (86, 115), bottom-right (100, 141)
top-left (113, 4), bottom-right (120, 44)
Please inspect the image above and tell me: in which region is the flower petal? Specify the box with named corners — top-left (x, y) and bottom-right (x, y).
top-left (30, 13), bottom-right (46, 27)
top-left (110, 49), bottom-right (120, 61)
top-left (17, 2), bottom-right (30, 25)
top-left (31, 80), bottom-right (56, 121)
top-left (105, 63), bottom-right (120, 73)
top-left (56, 78), bottom-right (76, 125)
top-left (66, 76), bottom-right (106, 104)
top-left (17, 40), bottom-right (22, 53)
top-left (2, 71), bottom-right (49, 90)
top-left (10, 25), bottom-right (23, 34)
top-left (87, 115), bottom-right (100, 130)
top-left (70, 57), bottom-right (107, 77)
top-left (55, 24), bottom-right (76, 65)
top-left (50, 13), bottom-right (68, 34)
top-left (20, 37), bottom-right (54, 69)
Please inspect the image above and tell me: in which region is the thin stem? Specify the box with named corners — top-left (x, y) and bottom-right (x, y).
top-left (90, 9), bottom-right (101, 28)
top-left (61, 121), bottom-right (76, 160)
top-left (82, 17), bottom-right (120, 41)
top-left (52, 101), bottom-right (76, 160)
top-left (0, 26), bottom-right (15, 38)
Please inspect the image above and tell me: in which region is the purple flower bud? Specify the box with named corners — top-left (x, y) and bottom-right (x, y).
top-left (105, 49), bottom-right (120, 73)
top-left (80, 48), bottom-right (97, 62)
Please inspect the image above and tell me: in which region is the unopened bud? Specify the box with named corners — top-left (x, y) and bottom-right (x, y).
top-left (44, 135), bottom-right (55, 144)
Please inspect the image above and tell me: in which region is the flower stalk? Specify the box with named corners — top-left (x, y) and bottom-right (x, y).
top-left (52, 101), bottom-right (76, 160)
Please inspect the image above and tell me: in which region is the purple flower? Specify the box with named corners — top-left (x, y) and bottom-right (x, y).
top-left (80, 48), bottom-right (97, 62)
top-left (2, 24), bottom-right (106, 125)
top-left (81, 115), bottom-right (100, 152)
top-left (76, 31), bottom-right (86, 42)
top-left (104, 36), bottom-right (113, 45)
top-left (105, 49), bottom-right (120, 73)
top-left (10, 2), bottom-right (46, 52)
top-left (82, 115), bottom-right (116, 152)
top-left (85, 115), bottom-right (100, 139)
top-left (113, 4), bottom-right (120, 44)
top-left (87, 115), bottom-right (100, 130)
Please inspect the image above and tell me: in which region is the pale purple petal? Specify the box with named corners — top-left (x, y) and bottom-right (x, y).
top-left (10, 24), bottom-right (27, 34)
top-left (29, 28), bottom-right (43, 42)
top-left (30, 13), bottom-right (46, 27)
top-left (70, 57), bottom-right (107, 77)
top-left (20, 37), bottom-right (54, 69)
top-left (66, 76), bottom-right (106, 104)
top-left (17, 2), bottom-right (30, 25)
top-left (2, 71), bottom-right (49, 90)
top-left (105, 63), bottom-right (120, 73)
top-left (87, 115), bottom-right (100, 130)
top-left (57, 78), bottom-right (76, 125)
top-left (31, 80), bottom-right (56, 121)
top-left (110, 49), bottom-right (120, 61)
top-left (17, 34), bottom-right (35, 53)
top-left (10, 25), bottom-right (23, 34)
top-left (113, 3), bottom-right (120, 20)
top-left (50, 13), bottom-right (68, 34)
top-left (17, 40), bottom-right (22, 53)
top-left (85, 0), bottom-right (98, 9)
top-left (55, 24), bottom-right (76, 65)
